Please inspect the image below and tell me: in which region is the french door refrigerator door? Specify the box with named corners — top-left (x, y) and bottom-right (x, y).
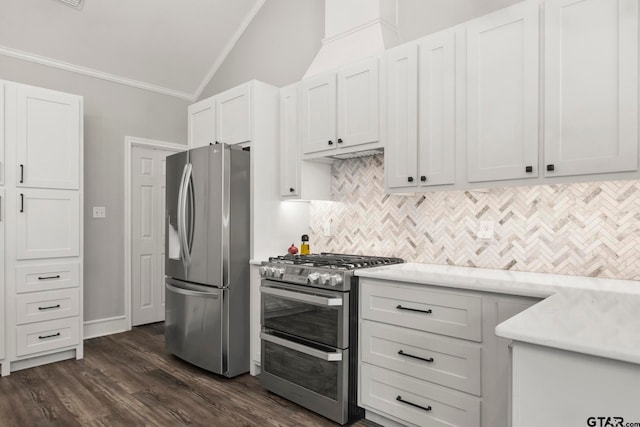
top-left (165, 145), bottom-right (224, 287)
top-left (165, 278), bottom-right (225, 373)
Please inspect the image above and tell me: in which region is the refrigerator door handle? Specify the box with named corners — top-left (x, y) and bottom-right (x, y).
top-left (181, 163), bottom-right (193, 267)
top-left (166, 282), bottom-right (220, 298)
top-left (176, 163), bottom-right (189, 263)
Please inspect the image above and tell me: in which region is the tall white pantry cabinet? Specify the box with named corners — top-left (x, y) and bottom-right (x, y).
top-left (0, 80), bottom-right (83, 376)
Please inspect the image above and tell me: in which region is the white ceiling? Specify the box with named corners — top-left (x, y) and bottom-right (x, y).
top-left (0, 0), bottom-right (265, 100)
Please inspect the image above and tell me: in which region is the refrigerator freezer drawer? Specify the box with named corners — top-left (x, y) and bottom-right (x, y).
top-left (165, 279), bottom-right (225, 374)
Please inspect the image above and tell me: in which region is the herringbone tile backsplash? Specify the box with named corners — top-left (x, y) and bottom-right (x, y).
top-left (309, 154), bottom-right (640, 280)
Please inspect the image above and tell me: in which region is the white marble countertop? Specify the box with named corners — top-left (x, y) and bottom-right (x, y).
top-left (356, 263), bottom-right (640, 365)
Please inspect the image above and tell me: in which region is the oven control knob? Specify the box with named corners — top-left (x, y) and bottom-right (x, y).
top-left (320, 274), bottom-right (330, 286)
top-left (258, 266), bottom-right (267, 277)
top-left (308, 272), bottom-right (320, 284)
top-left (275, 268), bottom-right (285, 279)
top-left (268, 267), bottom-right (278, 278)
top-left (329, 275), bottom-right (343, 287)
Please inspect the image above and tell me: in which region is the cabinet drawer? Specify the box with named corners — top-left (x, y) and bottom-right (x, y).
top-left (16, 288), bottom-right (79, 325)
top-left (16, 317), bottom-right (80, 357)
top-left (360, 364), bottom-right (480, 427)
top-left (360, 279), bottom-right (482, 341)
top-left (361, 320), bottom-right (481, 395)
top-left (16, 262), bottom-right (80, 293)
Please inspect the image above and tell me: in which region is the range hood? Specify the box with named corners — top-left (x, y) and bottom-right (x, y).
top-left (303, 0), bottom-right (401, 78)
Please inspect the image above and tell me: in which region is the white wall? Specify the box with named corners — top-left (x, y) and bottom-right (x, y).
top-left (0, 54), bottom-right (189, 322)
top-left (198, 0), bottom-right (325, 99)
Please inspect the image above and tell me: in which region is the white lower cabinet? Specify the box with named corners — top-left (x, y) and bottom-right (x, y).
top-left (0, 188), bottom-right (5, 372)
top-left (16, 288), bottom-right (80, 325)
top-left (512, 342), bottom-right (640, 427)
top-left (359, 278), bottom-right (540, 427)
top-left (15, 317), bottom-right (80, 357)
top-left (361, 364), bottom-right (480, 427)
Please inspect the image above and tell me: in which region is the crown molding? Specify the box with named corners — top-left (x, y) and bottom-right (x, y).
top-left (192, 0), bottom-right (266, 101)
top-left (0, 44), bottom-right (195, 101)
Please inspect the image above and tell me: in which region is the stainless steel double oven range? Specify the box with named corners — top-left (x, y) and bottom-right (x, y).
top-left (259, 253), bottom-right (403, 425)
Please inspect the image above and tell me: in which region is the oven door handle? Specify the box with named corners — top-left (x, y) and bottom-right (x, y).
top-left (261, 332), bottom-right (343, 362)
top-left (260, 286), bottom-right (343, 307)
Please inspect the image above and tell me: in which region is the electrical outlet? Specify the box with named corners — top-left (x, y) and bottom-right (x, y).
top-left (93, 206), bottom-right (106, 219)
top-left (323, 220), bottom-right (332, 237)
top-left (478, 220), bottom-right (494, 240)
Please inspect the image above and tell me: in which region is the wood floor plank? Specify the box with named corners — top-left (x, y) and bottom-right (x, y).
top-left (0, 323), bottom-right (379, 427)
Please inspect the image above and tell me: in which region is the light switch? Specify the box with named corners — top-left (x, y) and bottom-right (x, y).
top-left (323, 219), bottom-right (332, 237)
top-left (93, 206), bottom-right (106, 219)
top-left (478, 220), bottom-right (494, 240)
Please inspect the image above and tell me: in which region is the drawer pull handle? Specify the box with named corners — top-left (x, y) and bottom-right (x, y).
top-left (38, 304), bottom-right (61, 311)
top-left (38, 332), bottom-right (61, 340)
top-left (398, 350), bottom-right (434, 363)
top-left (396, 396), bottom-right (432, 412)
top-left (38, 275), bottom-right (61, 280)
top-left (396, 304), bottom-right (432, 314)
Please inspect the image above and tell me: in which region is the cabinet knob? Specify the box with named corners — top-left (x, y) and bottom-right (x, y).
top-left (337, 138), bottom-right (343, 144)
top-left (420, 176), bottom-right (427, 182)
top-left (407, 177), bottom-right (414, 182)
top-left (525, 166), bottom-right (533, 173)
top-left (328, 140), bottom-right (334, 145)
top-left (289, 187), bottom-right (295, 193)
top-left (546, 164), bottom-right (555, 172)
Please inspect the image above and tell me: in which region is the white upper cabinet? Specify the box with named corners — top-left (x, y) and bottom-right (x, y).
top-left (301, 57), bottom-right (380, 156)
top-left (385, 44), bottom-right (419, 189)
top-left (0, 83), bottom-right (4, 186)
top-left (188, 97), bottom-right (216, 148)
top-left (544, 0), bottom-right (638, 177)
top-left (466, 0), bottom-right (539, 183)
top-left (280, 85), bottom-right (300, 197)
top-left (188, 82), bottom-right (251, 148)
top-left (15, 85), bottom-right (81, 190)
top-left (216, 84), bottom-right (251, 145)
top-left (418, 30), bottom-right (456, 186)
top-left (279, 85), bottom-right (331, 200)
top-left (385, 30), bottom-right (456, 190)
top-left (300, 73), bottom-right (337, 154)
top-left (337, 58), bottom-right (380, 149)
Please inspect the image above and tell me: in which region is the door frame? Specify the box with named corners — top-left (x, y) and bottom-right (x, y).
top-left (124, 136), bottom-right (185, 330)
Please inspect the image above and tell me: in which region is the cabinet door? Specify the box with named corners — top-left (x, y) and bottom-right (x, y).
top-left (544, 0), bottom-right (638, 177)
top-left (188, 97), bottom-right (216, 148)
top-left (337, 57), bottom-right (379, 149)
top-left (279, 85), bottom-right (300, 197)
top-left (300, 73), bottom-right (337, 154)
top-left (16, 189), bottom-right (80, 260)
top-left (418, 30), bottom-right (456, 186)
top-left (466, 1), bottom-right (539, 183)
top-left (16, 85), bottom-right (81, 189)
top-left (385, 44), bottom-right (418, 189)
top-left (216, 84), bottom-right (251, 145)
top-left (0, 82), bottom-right (4, 186)
top-left (0, 188), bottom-right (4, 361)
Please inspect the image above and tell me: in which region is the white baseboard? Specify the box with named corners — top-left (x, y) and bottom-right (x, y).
top-left (83, 315), bottom-right (129, 339)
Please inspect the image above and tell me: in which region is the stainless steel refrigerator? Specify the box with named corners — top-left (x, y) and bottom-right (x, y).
top-left (164, 143), bottom-right (250, 378)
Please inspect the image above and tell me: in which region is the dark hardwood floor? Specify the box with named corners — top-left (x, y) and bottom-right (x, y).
top-left (0, 323), bottom-right (379, 426)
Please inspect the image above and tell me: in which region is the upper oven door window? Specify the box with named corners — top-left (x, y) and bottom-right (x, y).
top-left (260, 280), bottom-right (348, 349)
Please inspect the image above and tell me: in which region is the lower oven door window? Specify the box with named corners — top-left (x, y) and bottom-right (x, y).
top-left (261, 331), bottom-right (345, 401)
top-left (260, 281), bottom-right (347, 348)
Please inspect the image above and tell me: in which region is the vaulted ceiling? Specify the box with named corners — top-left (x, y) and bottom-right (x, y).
top-left (0, 0), bottom-right (265, 100)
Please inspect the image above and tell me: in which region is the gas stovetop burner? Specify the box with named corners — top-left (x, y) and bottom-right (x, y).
top-left (269, 252), bottom-right (404, 270)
